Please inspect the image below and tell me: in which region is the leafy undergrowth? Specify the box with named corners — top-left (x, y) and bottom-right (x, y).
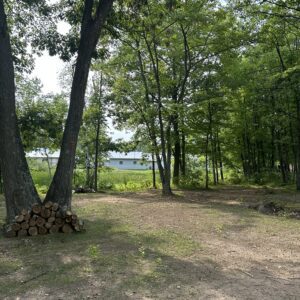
top-left (0, 187), bottom-right (300, 299)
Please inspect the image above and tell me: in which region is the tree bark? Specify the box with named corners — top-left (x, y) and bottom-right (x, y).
top-left (295, 94), bottom-right (300, 189)
top-left (216, 130), bottom-right (224, 181)
top-left (205, 132), bottom-right (209, 189)
top-left (0, 0), bottom-right (41, 223)
top-left (0, 164), bottom-right (3, 194)
top-left (143, 30), bottom-right (173, 196)
top-left (85, 150), bottom-right (91, 188)
top-left (93, 73), bottom-right (103, 192)
top-left (45, 0), bottom-right (114, 208)
top-left (136, 38), bottom-right (172, 195)
top-left (172, 115), bottom-right (181, 185)
top-left (44, 150), bottom-right (52, 180)
top-left (181, 133), bottom-right (186, 176)
top-left (152, 151), bottom-right (156, 189)
top-left (94, 118), bottom-right (100, 192)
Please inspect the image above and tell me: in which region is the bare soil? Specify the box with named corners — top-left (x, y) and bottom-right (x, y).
top-left (1, 186), bottom-right (300, 299)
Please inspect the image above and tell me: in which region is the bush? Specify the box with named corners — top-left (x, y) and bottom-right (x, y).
top-left (35, 184), bottom-right (48, 195)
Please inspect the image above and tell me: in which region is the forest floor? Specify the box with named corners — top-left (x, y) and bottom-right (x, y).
top-left (1, 186), bottom-right (300, 299)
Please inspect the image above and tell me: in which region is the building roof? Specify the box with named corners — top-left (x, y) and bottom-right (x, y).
top-left (107, 151), bottom-right (152, 161)
top-left (26, 150), bottom-right (153, 161)
top-left (26, 150), bottom-right (60, 159)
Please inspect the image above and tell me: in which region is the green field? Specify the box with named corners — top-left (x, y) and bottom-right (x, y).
top-left (29, 160), bottom-right (159, 195)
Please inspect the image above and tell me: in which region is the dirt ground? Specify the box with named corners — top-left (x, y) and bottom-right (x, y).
top-left (1, 187), bottom-right (300, 299)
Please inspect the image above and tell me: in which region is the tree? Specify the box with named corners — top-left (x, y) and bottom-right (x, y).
top-left (0, 0), bottom-right (41, 223)
top-left (108, 0), bottom-right (246, 192)
top-left (16, 77), bottom-right (68, 178)
top-left (0, 0), bottom-right (115, 223)
top-left (76, 72), bottom-right (111, 191)
top-left (45, 0), bottom-right (115, 208)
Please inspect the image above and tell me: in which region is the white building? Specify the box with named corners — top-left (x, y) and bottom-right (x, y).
top-left (104, 151), bottom-right (156, 170)
top-left (26, 150), bottom-right (157, 170)
top-left (26, 150), bottom-right (60, 166)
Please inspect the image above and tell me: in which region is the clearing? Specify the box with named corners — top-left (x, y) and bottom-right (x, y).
top-left (0, 187), bottom-right (300, 299)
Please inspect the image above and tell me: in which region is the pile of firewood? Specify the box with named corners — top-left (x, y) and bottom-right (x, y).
top-left (4, 202), bottom-right (84, 237)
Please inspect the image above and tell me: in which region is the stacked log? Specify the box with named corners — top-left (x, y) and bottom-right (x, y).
top-left (3, 201), bottom-right (84, 237)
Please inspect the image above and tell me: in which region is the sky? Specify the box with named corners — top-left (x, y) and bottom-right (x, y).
top-left (30, 21), bottom-right (132, 142)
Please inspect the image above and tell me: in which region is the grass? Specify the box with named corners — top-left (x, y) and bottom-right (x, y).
top-left (28, 159), bottom-right (300, 195)
top-left (0, 195), bottom-right (199, 298)
top-left (93, 169), bottom-right (158, 191)
top-left (1, 187), bottom-right (300, 298)
top-left (30, 161), bottom-right (159, 194)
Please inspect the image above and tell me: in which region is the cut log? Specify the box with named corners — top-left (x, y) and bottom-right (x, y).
top-left (11, 223), bottom-right (21, 231)
top-left (45, 222), bottom-right (52, 229)
top-left (28, 226), bottom-right (38, 236)
top-left (62, 224), bottom-right (73, 234)
top-left (18, 229), bottom-right (28, 237)
top-left (38, 226), bottom-right (48, 235)
top-left (56, 210), bottom-right (64, 218)
top-left (32, 204), bottom-right (42, 215)
top-left (66, 210), bottom-right (72, 217)
top-left (20, 209), bottom-right (28, 216)
top-left (41, 208), bottom-right (51, 219)
top-left (55, 218), bottom-right (64, 227)
top-left (48, 216), bottom-right (55, 224)
top-left (49, 225), bottom-right (59, 234)
top-left (15, 215), bottom-right (24, 223)
top-left (65, 216), bottom-right (72, 223)
top-left (31, 214), bottom-right (38, 220)
top-left (71, 219), bottom-right (78, 226)
top-left (29, 218), bottom-right (37, 227)
top-left (23, 213), bottom-right (31, 222)
top-left (4, 203), bottom-right (82, 237)
top-left (44, 201), bottom-right (53, 209)
top-left (52, 203), bottom-right (59, 211)
top-left (36, 217), bottom-right (46, 227)
top-left (21, 222), bottom-right (29, 230)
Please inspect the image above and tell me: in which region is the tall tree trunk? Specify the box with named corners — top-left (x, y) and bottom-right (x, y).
top-left (155, 151), bottom-right (172, 195)
top-left (211, 147), bottom-right (217, 185)
top-left (172, 115), bottom-right (181, 185)
top-left (45, 0), bottom-right (114, 208)
top-left (213, 135), bottom-right (219, 183)
top-left (0, 165), bottom-right (3, 194)
top-left (0, 1), bottom-right (41, 223)
top-left (93, 74), bottom-right (103, 192)
top-left (270, 127), bottom-right (275, 170)
top-left (152, 151), bottom-right (156, 189)
top-left (85, 151), bottom-right (91, 188)
top-left (277, 134), bottom-right (287, 184)
top-left (44, 150), bottom-right (52, 180)
top-left (164, 120), bottom-right (173, 195)
top-left (205, 132), bottom-right (209, 189)
top-left (216, 131), bottom-right (224, 181)
top-left (208, 101), bottom-right (216, 185)
top-left (144, 30), bottom-right (172, 196)
top-left (296, 94), bottom-right (300, 190)
top-left (137, 37), bottom-right (172, 195)
top-left (94, 118), bottom-right (100, 192)
top-left (181, 133), bottom-right (186, 176)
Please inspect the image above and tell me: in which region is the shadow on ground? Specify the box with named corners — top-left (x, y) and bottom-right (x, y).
top-left (1, 190), bottom-right (300, 299)
top-left (0, 214), bottom-right (299, 299)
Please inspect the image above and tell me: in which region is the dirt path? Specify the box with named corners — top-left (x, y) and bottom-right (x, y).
top-left (73, 188), bottom-right (300, 299)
